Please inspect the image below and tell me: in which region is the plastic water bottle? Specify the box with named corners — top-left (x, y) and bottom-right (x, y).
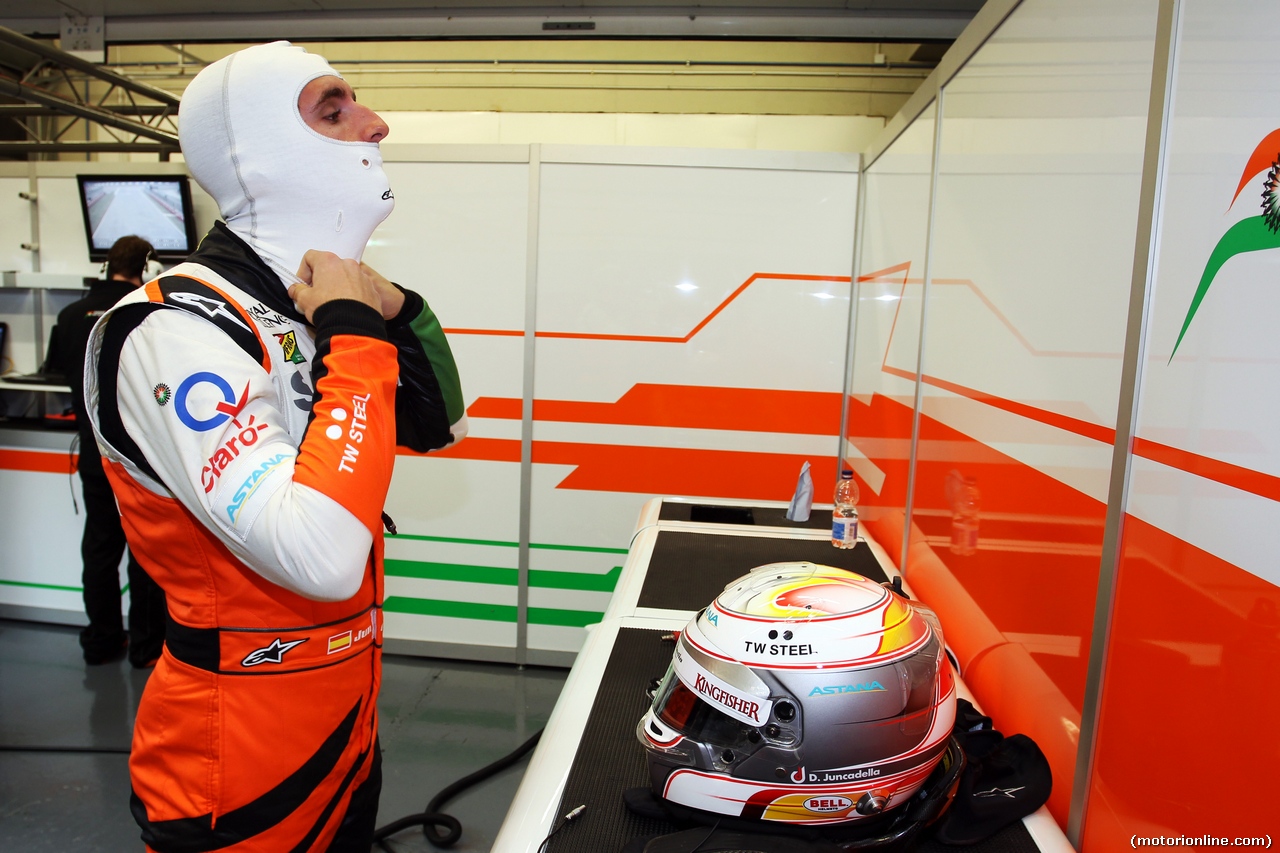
top-left (832, 469), bottom-right (859, 549)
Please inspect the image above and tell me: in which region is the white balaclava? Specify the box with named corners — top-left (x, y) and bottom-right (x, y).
top-left (178, 41), bottom-right (394, 283)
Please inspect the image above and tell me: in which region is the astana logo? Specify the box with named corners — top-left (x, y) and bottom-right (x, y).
top-left (1172, 129), bottom-right (1280, 358)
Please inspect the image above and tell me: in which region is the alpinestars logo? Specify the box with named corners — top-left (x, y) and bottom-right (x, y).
top-left (169, 292), bottom-right (253, 334)
top-left (241, 637), bottom-right (308, 667)
top-left (382, 189), bottom-right (394, 200)
top-left (974, 786), bottom-right (1025, 799)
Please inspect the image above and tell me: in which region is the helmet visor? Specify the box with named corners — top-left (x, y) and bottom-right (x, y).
top-left (652, 661), bottom-right (761, 751)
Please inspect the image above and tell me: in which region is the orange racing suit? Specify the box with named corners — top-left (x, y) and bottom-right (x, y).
top-left (85, 224), bottom-right (464, 852)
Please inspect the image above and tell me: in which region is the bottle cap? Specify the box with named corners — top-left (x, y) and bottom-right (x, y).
top-left (840, 470), bottom-right (853, 479)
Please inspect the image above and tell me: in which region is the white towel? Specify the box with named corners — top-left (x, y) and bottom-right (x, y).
top-left (786, 461), bottom-right (814, 522)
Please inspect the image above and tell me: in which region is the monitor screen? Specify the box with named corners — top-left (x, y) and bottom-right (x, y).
top-left (76, 174), bottom-right (198, 262)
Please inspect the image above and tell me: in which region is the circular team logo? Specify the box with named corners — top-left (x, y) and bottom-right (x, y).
top-left (153, 383), bottom-right (171, 406)
top-left (175, 372), bottom-right (243, 432)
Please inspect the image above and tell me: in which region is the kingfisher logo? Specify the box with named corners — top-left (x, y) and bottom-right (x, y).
top-left (1173, 128), bottom-right (1280, 358)
top-left (808, 681), bottom-right (886, 697)
top-left (692, 673), bottom-right (764, 724)
top-left (175, 372), bottom-right (250, 431)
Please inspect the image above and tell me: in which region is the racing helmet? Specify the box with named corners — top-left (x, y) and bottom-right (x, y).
top-left (637, 562), bottom-right (956, 826)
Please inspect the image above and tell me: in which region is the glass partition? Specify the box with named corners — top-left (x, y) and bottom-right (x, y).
top-left (915, 0), bottom-right (1159, 824)
top-left (1085, 0), bottom-right (1280, 840)
top-left (845, 102), bottom-right (936, 564)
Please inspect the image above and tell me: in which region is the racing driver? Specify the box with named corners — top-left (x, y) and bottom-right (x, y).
top-left (84, 42), bottom-right (465, 852)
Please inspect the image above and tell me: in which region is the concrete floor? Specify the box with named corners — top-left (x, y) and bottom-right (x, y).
top-left (0, 618), bottom-right (568, 852)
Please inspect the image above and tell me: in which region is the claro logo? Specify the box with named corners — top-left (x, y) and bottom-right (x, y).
top-left (804, 796), bottom-right (853, 814)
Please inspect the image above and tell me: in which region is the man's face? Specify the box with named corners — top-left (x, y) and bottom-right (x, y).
top-left (298, 75), bottom-right (389, 143)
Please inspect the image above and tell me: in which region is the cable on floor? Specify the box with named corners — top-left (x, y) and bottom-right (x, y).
top-left (536, 804), bottom-right (586, 853)
top-left (373, 727), bottom-right (543, 850)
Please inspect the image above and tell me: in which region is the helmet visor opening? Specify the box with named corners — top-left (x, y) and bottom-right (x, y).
top-left (653, 667), bottom-right (760, 750)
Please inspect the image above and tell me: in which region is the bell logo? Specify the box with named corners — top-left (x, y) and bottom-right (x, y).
top-left (804, 796), bottom-right (852, 813)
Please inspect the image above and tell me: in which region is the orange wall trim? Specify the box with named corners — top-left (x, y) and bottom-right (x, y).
top-left (445, 271), bottom-right (851, 343)
top-left (1083, 514), bottom-right (1280, 846)
top-left (0, 448), bottom-right (76, 475)
top-left (466, 383), bottom-right (842, 435)
top-left (427, 435), bottom-right (839, 502)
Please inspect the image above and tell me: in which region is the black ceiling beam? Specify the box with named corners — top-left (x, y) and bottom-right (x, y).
top-left (0, 103), bottom-right (173, 116)
top-left (0, 25), bottom-right (179, 107)
top-left (0, 74), bottom-right (179, 144)
top-left (0, 140), bottom-right (177, 153)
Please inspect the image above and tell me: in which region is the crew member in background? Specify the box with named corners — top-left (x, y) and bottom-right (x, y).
top-left (83, 42), bottom-right (466, 852)
top-left (53, 234), bottom-right (166, 667)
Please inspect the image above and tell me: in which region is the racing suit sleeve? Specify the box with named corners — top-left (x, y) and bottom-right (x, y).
top-left (111, 299), bottom-right (397, 601)
top-left (385, 284), bottom-right (467, 451)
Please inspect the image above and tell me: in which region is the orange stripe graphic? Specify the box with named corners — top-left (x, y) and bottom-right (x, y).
top-left (420, 437), bottom-right (836, 501)
top-left (0, 448), bottom-right (76, 474)
top-left (466, 384), bottom-right (841, 435)
top-left (1133, 437), bottom-right (1280, 503)
top-left (443, 272), bottom-right (851, 342)
top-left (861, 260), bottom-right (1280, 503)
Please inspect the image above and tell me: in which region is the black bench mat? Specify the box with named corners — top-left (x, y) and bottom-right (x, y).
top-left (658, 500), bottom-right (832, 531)
top-left (546, 627), bottom-right (1041, 853)
top-left (637, 531), bottom-right (885, 612)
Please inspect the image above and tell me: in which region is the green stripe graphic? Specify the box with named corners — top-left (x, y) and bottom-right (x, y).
top-left (0, 579), bottom-right (82, 593)
top-left (0, 579), bottom-right (131, 594)
top-left (1173, 216), bottom-right (1280, 358)
top-left (384, 560), bottom-right (622, 592)
top-left (385, 533), bottom-right (626, 555)
top-left (383, 596), bottom-right (603, 627)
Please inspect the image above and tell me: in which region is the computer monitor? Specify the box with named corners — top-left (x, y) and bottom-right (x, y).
top-left (76, 174), bottom-right (198, 263)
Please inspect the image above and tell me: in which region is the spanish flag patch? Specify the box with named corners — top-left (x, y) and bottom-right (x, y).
top-left (327, 630), bottom-right (353, 655)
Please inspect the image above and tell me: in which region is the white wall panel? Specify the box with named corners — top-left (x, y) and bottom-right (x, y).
top-left (0, 444), bottom-right (86, 613)
top-left (1084, 1), bottom-right (1280, 840)
top-left (527, 152), bottom-right (858, 651)
top-left (369, 160), bottom-right (531, 333)
top-left (535, 160), bottom-right (856, 347)
top-left (34, 177), bottom-right (98, 277)
top-left (366, 157), bottom-right (531, 650)
top-left (1128, 0), bottom-right (1280, 586)
top-left (0, 177), bottom-right (33, 274)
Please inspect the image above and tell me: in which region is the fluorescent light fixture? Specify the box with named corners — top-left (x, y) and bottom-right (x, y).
top-left (676, 282), bottom-right (698, 292)
top-left (875, 294), bottom-right (900, 302)
top-left (812, 292), bottom-right (836, 300)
